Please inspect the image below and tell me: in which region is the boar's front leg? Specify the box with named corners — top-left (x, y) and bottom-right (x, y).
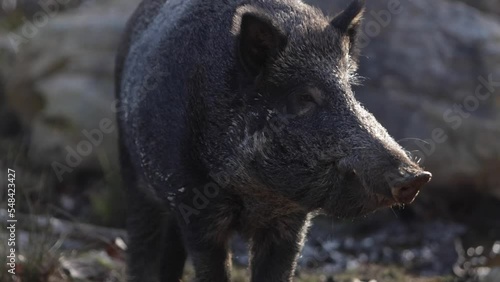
top-left (177, 204), bottom-right (233, 282)
top-left (250, 213), bottom-right (310, 282)
top-left (188, 242), bottom-right (231, 282)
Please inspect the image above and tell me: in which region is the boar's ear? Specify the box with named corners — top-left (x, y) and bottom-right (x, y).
top-left (239, 12), bottom-right (287, 76)
top-left (331, 0), bottom-right (365, 53)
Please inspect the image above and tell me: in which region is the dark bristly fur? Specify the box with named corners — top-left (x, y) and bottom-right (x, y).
top-left (115, 0), bottom-right (431, 281)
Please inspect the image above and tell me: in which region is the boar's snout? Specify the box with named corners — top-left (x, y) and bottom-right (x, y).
top-left (390, 171), bottom-right (432, 204)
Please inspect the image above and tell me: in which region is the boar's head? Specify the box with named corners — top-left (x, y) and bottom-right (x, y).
top-left (231, 0), bottom-right (431, 218)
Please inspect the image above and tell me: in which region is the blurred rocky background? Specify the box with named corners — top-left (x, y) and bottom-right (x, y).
top-left (0, 0), bottom-right (499, 281)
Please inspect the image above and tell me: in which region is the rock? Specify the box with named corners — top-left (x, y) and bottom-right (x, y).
top-left (4, 0), bottom-right (141, 176)
top-left (454, 0), bottom-right (500, 17)
top-left (306, 0), bottom-right (500, 199)
top-left (0, 0), bottom-right (83, 17)
top-left (60, 250), bottom-right (125, 281)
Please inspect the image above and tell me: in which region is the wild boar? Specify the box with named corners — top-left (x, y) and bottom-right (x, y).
top-left (115, 0), bottom-right (431, 281)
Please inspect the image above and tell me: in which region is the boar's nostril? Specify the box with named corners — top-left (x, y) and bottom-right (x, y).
top-left (391, 171), bottom-right (432, 204)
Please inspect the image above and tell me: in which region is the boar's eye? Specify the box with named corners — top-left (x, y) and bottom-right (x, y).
top-left (299, 94), bottom-right (314, 102)
top-left (287, 92), bottom-right (318, 116)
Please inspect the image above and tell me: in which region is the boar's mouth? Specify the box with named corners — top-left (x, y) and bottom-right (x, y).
top-left (320, 167), bottom-right (432, 218)
top-left (327, 193), bottom-right (397, 219)
top-left (361, 193), bottom-right (398, 214)
top-left (360, 170), bottom-right (431, 212)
